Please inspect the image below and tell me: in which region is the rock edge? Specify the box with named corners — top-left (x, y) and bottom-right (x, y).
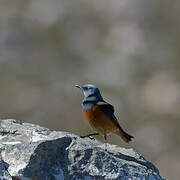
top-left (0, 119), bottom-right (164, 180)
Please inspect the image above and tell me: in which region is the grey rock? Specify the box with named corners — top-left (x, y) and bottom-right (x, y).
top-left (0, 119), bottom-right (164, 180)
top-left (0, 157), bottom-right (12, 180)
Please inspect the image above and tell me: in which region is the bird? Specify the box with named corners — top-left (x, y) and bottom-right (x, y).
top-left (75, 84), bottom-right (133, 143)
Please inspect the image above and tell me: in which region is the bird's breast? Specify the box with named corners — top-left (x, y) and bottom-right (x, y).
top-left (82, 104), bottom-right (118, 134)
top-left (83, 104), bottom-right (99, 121)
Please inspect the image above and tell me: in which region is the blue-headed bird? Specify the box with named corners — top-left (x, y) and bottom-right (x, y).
top-left (75, 84), bottom-right (133, 143)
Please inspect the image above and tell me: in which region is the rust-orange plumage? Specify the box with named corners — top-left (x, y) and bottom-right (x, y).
top-left (75, 84), bottom-right (133, 143)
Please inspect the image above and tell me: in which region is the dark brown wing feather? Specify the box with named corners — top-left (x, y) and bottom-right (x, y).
top-left (97, 100), bottom-right (134, 143)
top-left (97, 101), bottom-right (120, 128)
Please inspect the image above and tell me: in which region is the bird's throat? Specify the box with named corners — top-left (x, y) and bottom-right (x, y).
top-left (82, 95), bottom-right (97, 111)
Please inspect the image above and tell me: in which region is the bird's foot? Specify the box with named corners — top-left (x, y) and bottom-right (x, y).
top-left (80, 133), bottom-right (99, 140)
top-left (80, 135), bottom-right (95, 140)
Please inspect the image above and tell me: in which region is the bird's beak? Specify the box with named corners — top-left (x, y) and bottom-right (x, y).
top-left (75, 85), bottom-right (82, 90)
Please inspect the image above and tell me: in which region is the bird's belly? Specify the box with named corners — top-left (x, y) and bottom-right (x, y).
top-left (83, 104), bottom-right (118, 134)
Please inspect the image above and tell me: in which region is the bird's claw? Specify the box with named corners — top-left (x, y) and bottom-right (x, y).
top-left (80, 135), bottom-right (95, 140)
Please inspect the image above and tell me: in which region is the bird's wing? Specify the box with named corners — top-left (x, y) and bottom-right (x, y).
top-left (97, 100), bottom-right (121, 129)
top-left (97, 101), bottom-right (114, 113)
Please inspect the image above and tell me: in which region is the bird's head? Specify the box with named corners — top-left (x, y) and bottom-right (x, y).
top-left (75, 84), bottom-right (102, 101)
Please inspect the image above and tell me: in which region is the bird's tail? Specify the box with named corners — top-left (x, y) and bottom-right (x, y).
top-left (116, 127), bottom-right (134, 143)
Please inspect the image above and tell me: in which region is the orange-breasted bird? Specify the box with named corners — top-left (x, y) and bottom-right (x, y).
top-left (75, 84), bottom-right (133, 143)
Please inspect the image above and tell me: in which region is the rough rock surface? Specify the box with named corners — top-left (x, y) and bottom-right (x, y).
top-left (0, 158), bottom-right (12, 180)
top-left (0, 119), bottom-right (164, 180)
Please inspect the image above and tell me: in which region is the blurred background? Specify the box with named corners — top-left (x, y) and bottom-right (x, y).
top-left (0, 0), bottom-right (180, 179)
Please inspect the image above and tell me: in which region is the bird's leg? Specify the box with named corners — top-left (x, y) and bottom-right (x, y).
top-left (104, 134), bottom-right (107, 151)
top-left (80, 132), bottom-right (99, 140)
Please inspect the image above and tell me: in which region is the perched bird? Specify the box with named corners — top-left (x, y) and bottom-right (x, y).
top-left (75, 84), bottom-right (133, 143)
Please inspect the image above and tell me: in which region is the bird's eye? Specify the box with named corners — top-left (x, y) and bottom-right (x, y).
top-left (83, 87), bottom-right (88, 90)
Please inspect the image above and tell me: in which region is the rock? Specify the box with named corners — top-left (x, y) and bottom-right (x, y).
top-left (0, 157), bottom-right (12, 180)
top-left (0, 119), bottom-right (164, 180)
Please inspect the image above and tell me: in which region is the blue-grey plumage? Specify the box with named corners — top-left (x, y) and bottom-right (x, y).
top-left (75, 84), bottom-right (134, 143)
top-left (75, 84), bottom-right (103, 111)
